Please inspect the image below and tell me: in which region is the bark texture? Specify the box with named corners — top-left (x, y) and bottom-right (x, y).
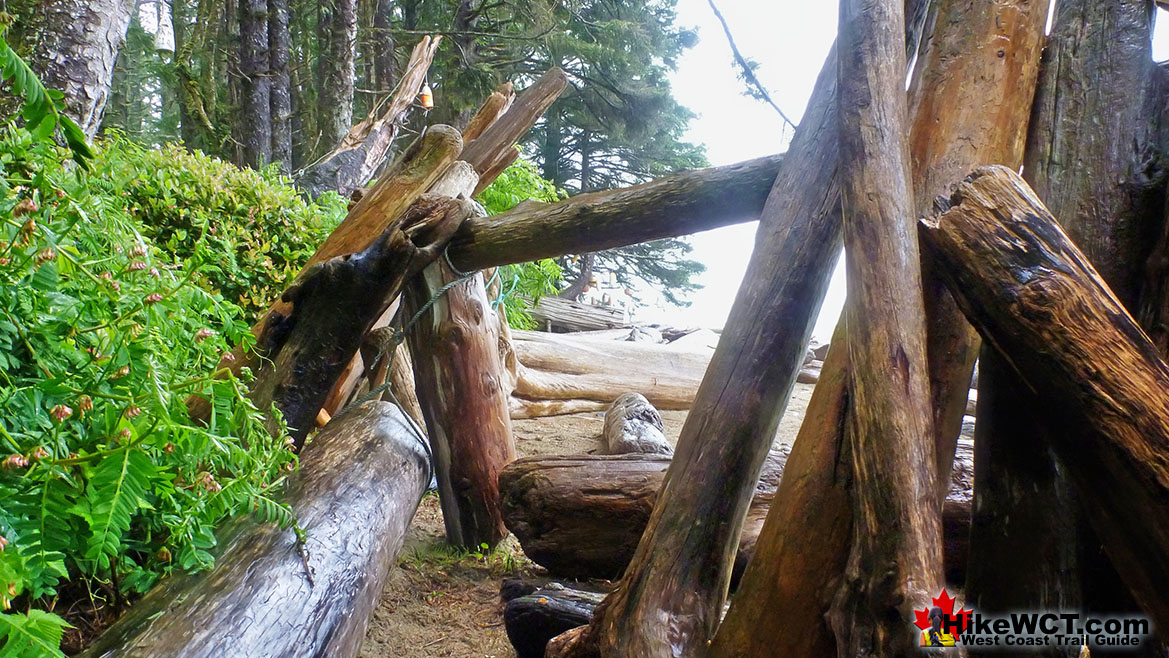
top-left (79, 402), bottom-right (430, 658)
top-left (248, 194), bottom-right (474, 446)
top-left (30, 0), bottom-right (135, 137)
top-left (238, 0), bottom-right (271, 168)
top-left (712, 1), bottom-right (1049, 655)
top-left (268, 0), bottom-right (292, 173)
top-left (318, 0), bottom-right (358, 150)
top-left (447, 155), bottom-right (783, 272)
top-left (920, 165), bottom-right (1169, 635)
top-left (826, 0), bottom-right (941, 654)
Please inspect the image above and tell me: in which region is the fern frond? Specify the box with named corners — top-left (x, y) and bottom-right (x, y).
top-left (0, 610), bottom-right (69, 658)
top-left (82, 449), bottom-right (154, 571)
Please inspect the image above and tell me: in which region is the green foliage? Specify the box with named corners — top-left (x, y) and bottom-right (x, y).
top-left (0, 23), bottom-right (94, 169)
top-left (90, 135), bottom-right (347, 320)
top-left (0, 124), bottom-right (297, 650)
top-left (474, 159), bottom-right (564, 329)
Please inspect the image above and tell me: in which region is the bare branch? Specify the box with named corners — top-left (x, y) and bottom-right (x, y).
top-left (706, 0), bottom-right (797, 130)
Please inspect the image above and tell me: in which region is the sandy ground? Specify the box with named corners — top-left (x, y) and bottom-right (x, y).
top-left (358, 382), bottom-right (817, 658)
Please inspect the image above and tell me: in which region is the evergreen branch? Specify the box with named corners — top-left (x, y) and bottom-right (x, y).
top-left (706, 0), bottom-right (797, 130)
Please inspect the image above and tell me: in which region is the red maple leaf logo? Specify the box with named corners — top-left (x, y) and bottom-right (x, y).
top-left (914, 589), bottom-right (972, 634)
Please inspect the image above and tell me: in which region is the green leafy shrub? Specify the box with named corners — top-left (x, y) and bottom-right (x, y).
top-left (0, 128), bottom-right (296, 655)
top-left (93, 135), bottom-right (347, 320)
top-left (474, 158), bottom-right (564, 329)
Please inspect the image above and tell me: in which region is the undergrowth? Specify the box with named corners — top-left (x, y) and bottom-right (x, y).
top-left (0, 128), bottom-right (297, 655)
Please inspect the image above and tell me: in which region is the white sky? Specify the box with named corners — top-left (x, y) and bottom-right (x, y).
top-left (647, 1), bottom-right (1169, 342)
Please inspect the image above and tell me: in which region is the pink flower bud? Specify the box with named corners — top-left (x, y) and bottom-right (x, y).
top-left (194, 328), bottom-right (215, 343)
top-left (144, 292), bottom-right (163, 305)
top-left (50, 404), bottom-right (72, 422)
top-left (129, 260), bottom-right (147, 271)
top-left (78, 395), bottom-right (93, 413)
top-left (123, 405), bottom-right (142, 419)
top-left (2, 454), bottom-right (28, 469)
top-left (35, 248), bottom-right (56, 265)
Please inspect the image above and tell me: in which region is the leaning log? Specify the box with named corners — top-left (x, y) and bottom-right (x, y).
top-left (246, 194), bottom-right (473, 446)
top-left (919, 165), bottom-right (1169, 635)
top-left (188, 126), bottom-right (464, 423)
top-left (79, 401), bottom-right (430, 658)
top-left (826, 0), bottom-right (942, 654)
top-left (447, 154), bottom-right (783, 272)
top-left (712, 0), bottom-right (1048, 654)
top-left (296, 36), bottom-right (442, 200)
top-left (499, 447), bottom-right (972, 585)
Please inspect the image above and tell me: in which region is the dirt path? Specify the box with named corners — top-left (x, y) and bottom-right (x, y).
top-left (359, 382), bottom-right (816, 658)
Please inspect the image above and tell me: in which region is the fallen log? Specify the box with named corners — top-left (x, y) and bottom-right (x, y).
top-left (499, 448), bottom-right (972, 585)
top-left (79, 401), bottom-right (430, 658)
top-left (247, 194), bottom-right (474, 446)
top-left (447, 154), bottom-right (783, 272)
top-left (601, 393), bottom-right (671, 456)
top-left (511, 330), bottom-right (712, 411)
top-left (919, 164), bottom-right (1169, 636)
top-left (712, 0), bottom-right (1049, 653)
top-left (526, 296), bottom-right (627, 333)
top-left (505, 586), bottom-right (605, 658)
top-left (296, 36), bottom-right (442, 200)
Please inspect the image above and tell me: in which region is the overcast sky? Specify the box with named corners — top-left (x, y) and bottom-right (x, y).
top-left (648, 1), bottom-right (1169, 342)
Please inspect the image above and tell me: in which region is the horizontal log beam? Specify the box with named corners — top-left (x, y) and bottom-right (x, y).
top-left (447, 154), bottom-right (783, 271)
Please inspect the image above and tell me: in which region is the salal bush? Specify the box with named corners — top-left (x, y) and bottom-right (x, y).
top-left (0, 128), bottom-right (297, 655)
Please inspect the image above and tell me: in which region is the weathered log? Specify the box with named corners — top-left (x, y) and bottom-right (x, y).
top-left (509, 398), bottom-right (609, 420)
top-left (511, 330), bottom-right (712, 411)
top-left (919, 165), bottom-right (1169, 635)
top-left (712, 0), bottom-right (1049, 654)
top-left (247, 194), bottom-right (474, 446)
top-left (967, 0), bottom-right (1165, 633)
top-left (601, 393), bottom-right (671, 456)
top-left (462, 82), bottom-right (515, 144)
top-left (499, 447), bottom-right (972, 584)
top-left (447, 154), bottom-right (783, 272)
top-left (826, 0), bottom-right (942, 654)
top-left (296, 36), bottom-right (442, 200)
top-left (79, 401), bottom-right (430, 658)
top-left (405, 219), bottom-right (516, 549)
top-left (525, 296), bottom-right (627, 333)
top-left (505, 587), bottom-right (605, 658)
top-left (188, 126), bottom-right (464, 423)
top-left (459, 68), bottom-right (568, 194)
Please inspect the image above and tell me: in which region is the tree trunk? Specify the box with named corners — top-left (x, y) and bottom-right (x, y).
top-left (711, 1), bottom-right (1048, 655)
top-left (296, 36), bottom-right (442, 199)
top-left (78, 401), bottom-right (430, 658)
top-left (825, 1), bottom-right (942, 654)
top-left (967, 0), bottom-right (1165, 643)
top-left (30, 0), bottom-right (135, 137)
top-left (238, 0), bottom-right (271, 169)
top-left (268, 0), bottom-right (292, 173)
top-left (373, 0), bottom-right (396, 94)
top-left (318, 0), bottom-right (358, 151)
top-left (919, 164), bottom-right (1169, 637)
top-left (405, 262), bottom-right (516, 550)
top-left (247, 194), bottom-right (474, 447)
top-left (448, 154), bottom-right (782, 272)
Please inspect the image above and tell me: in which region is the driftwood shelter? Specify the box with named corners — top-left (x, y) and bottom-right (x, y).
top-left (84, 0), bottom-right (1169, 656)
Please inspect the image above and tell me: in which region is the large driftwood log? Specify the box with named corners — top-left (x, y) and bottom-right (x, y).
top-left (712, 1), bottom-right (1049, 654)
top-left (505, 586), bottom-right (605, 658)
top-left (920, 165), bottom-right (1169, 636)
top-left (511, 330), bottom-right (712, 411)
top-left (188, 126), bottom-right (464, 423)
top-left (968, 0), bottom-right (1166, 632)
top-left (525, 296), bottom-right (626, 333)
top-left (247, 194), bottom-right (473, 446)
top-left (826, 0), bottom-right (942, 654)
top-left (296, 36), bottom-right (442, 199)
top-left (79, 402), bottom-right (430, 658)
top-left (601, 393), bottom-right (671, 456)
top-left (498, 447), bottom-right (972, 587)
top-left (447, 154), bottom-right (784, 272)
